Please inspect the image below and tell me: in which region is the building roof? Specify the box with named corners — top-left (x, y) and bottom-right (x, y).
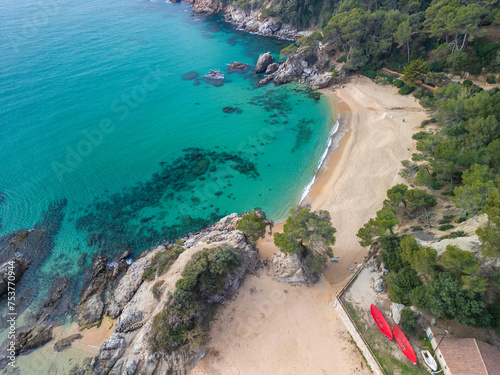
top-left (439, 338), bottom-right (500, 375)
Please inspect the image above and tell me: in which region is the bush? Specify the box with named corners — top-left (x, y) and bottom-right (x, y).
top-left (280, 44), bottom-right (298, 58)
top-left (143, 243), bottom-right (185, 281)
top-left (439, 231), bottom-right (467, 241)
top-left (463, 79), bottom-right (473, 87)
top-left (400, 307), bottom-right (418, 336)
top-left (486, 75), bottom-right (496, 84)
top-left (439, 224), bottom-right (455, 231)
top-left (150, 247), bottom-right (241, 353)
top-left (496, 78), bottom-right (500, 84)
top-left (337, 55), bottom-right (347, 63)
top-left (380, 235), bottom-right (406, 273)
top-left (394, 79), bottom-right (405, 88)
top-left (152, 280), bottom-right (165, 300)
top-left (388, 267), bottom-right (421, 304)
top-left (237, 212), bottom-right (268, 242)
top-left (411, 226), bottom-right (423, 231)
top-left (412, 131), bottom-right (430, 140)
top-left (438, 215), bottom-right (454, 225)
top-left (398, 85), bottom-right (414, 95)
top-left (142, 267), bottom-right (156, 281)
top-left (261, 7), bottom-right (275, 17)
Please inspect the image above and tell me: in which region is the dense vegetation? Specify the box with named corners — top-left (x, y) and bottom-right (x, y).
top-left (263, 0), bottom-right (500, 77)
top-left (356, 77), bottom-right (500, 328)
top-left (236, 210), bottom-right (271, 241)
top-left (274, 206), bottom-right (336, 272)
top-left (150, 246), bottom-right (241, 352)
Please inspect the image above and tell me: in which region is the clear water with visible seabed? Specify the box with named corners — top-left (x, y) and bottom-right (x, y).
top-left (0, 0), bottom-right (333, 357)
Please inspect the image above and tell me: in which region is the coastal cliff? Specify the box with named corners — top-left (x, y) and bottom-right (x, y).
top-left (68, 213), bottom-right (259, 375)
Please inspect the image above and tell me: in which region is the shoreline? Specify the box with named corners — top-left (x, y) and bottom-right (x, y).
top-left (191, 77), bottom-right (428, 374)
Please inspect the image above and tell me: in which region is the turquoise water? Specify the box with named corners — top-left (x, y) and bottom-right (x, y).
top-left (0, 0), bottom-right (332, 315)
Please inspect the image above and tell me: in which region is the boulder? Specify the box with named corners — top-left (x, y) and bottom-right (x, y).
top-left (255, 52), bottom-right (274, 73)
top-left (269, 252), bottom-right (320, 283)
top-left (265, 62), bottom-right (279, 75)
top-left (390, 302), bottom-right (405, 324)
top-left (373, 272), bottom-right (385, 292)
top-left (187, 0), bottom-right (223, 14)
top-left (0, 256), bottom-right (30, 297)
top-left (227, 62), bottom-right (251, 73)
top-left (258, 74), bottom-right (275, 86)
top-left (203, 70), bottom-right (225, 87)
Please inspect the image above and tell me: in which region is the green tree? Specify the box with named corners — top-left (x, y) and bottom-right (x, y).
top-left (237, 211), bottom-right (269, 242)
top-left (387, 183), bottom-right (408, 209)
top-left (403, 59), bottom-right (427, 88)
top-left (441, 245), bottom-right (479, 276)
top-left (274, 206), bottom-right (336, 272)
top-left (356, 208), bottom-right (399, 246)
top-left (415, 167), bottom-right (437, 196)
top-left (476, 222), bottom-right (500, 258)
top-left (395, 19), bottom-right (412, 62)
top-left (399, 307), bottom-right (418, 336)
top-left (388, 267), bottom-right (422, 304)
top-left (462, 275), bottom-right (488, 293)
top-left (453, 164), bottom-right (497, 215)
top-left (410, 272), bottom-right (491, 327)
top-left (404, 188), bottom-right (437, 227)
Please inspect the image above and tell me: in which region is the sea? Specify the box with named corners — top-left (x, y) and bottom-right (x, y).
top-left (0, 0), bottom-right (335, 370)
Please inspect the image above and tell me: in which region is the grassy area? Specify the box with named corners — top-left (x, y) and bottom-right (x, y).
top-left (344, 300), bottom-right (430, 375)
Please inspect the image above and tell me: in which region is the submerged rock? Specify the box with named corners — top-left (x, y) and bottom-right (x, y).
top-left (182, 71), bottom-right (199, 81)
top-left (255, 52), bottom-right (274, 73)
top-left (222, 106), bottom-right (242, 114)
top-left (54, 334), bottom-right (83, 352)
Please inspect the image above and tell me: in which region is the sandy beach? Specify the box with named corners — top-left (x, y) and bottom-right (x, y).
top-left (191, 77), bottom-right (428, 374)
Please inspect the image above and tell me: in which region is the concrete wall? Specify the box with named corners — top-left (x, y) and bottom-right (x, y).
top-left (335, 298), bottom-right (385, 375)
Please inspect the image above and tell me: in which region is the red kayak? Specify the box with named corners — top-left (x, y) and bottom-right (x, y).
top-left (393, 325), bottom-right (417, 365)
top-left (370, 304), bottom-right (393, 340)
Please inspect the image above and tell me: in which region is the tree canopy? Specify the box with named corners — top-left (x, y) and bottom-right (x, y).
top-left (274, 206), bottom-right (336, 271)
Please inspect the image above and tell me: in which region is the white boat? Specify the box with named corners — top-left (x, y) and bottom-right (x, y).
top-left (421, 350), bottom-right (438, 371)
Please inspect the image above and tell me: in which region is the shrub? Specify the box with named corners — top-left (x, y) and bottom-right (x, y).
top-left (142, 267), bottom-right (156, 281)
top-left (280, 44), bottom-right (298, 59)
top-left (237, 212), bottom-right (268, 242)
top-left (394, 79), bottom-right (405, 88)
top-left (261, 7), bottom-right (274, 17)
top-left (439, 231), bottom-right (467, 241)
top-left (150, 247), bottom-right (241, 353)
top-left (412, 131), bottom-right (430, 140)
top-left (388, 267), bottom-right (421, 304)
top-left (438, 215), bottom-right (454, 225)
top-left (439, 224), bottom-right (455, 231)
top-left (400, 307), bottom-right (418, 336)
top-left (398, 85), bottom-right (414, 95)
top-left (411, 226), bottom-right (423, 231)
top-left (463, 79), bottom-right (473, 87)
top-left (152, 280), bottom-right (165, 300)
top-left (337, 55), bottom-right (347, 63)
top-left (496, 78), bottom-right (500, 84)
top-left (486, 75), bottom-right (496, 84)
top-left (143, 243), bottom-right (185, 281)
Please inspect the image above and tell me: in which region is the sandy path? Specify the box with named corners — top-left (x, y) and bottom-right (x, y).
top-left (192, 78), bottom-right (428, 374)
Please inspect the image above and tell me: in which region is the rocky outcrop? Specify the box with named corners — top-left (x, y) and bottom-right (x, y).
top-left (71, 213), bottom-right (259, 375)
top-left (227, 61), bottom-right (251, 73)
top-left (269, 252), bottom-right (320, 283)
top-left (265, 62), bottom-right (280, 75)
top-left (390, 303), bottom-right (405, 324)
top-left (223, 5), bottom-right (302, 40)
top-left (185, 0), bottom-right (223, 14)
top-left (0, 199), bottom-right (67, 299)
top-left (0, 277), bottom-right (72, 367)
top-left (255, 52), bottom-right (274, 73)
top-left (0, 256), bottom-right (30, 297)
